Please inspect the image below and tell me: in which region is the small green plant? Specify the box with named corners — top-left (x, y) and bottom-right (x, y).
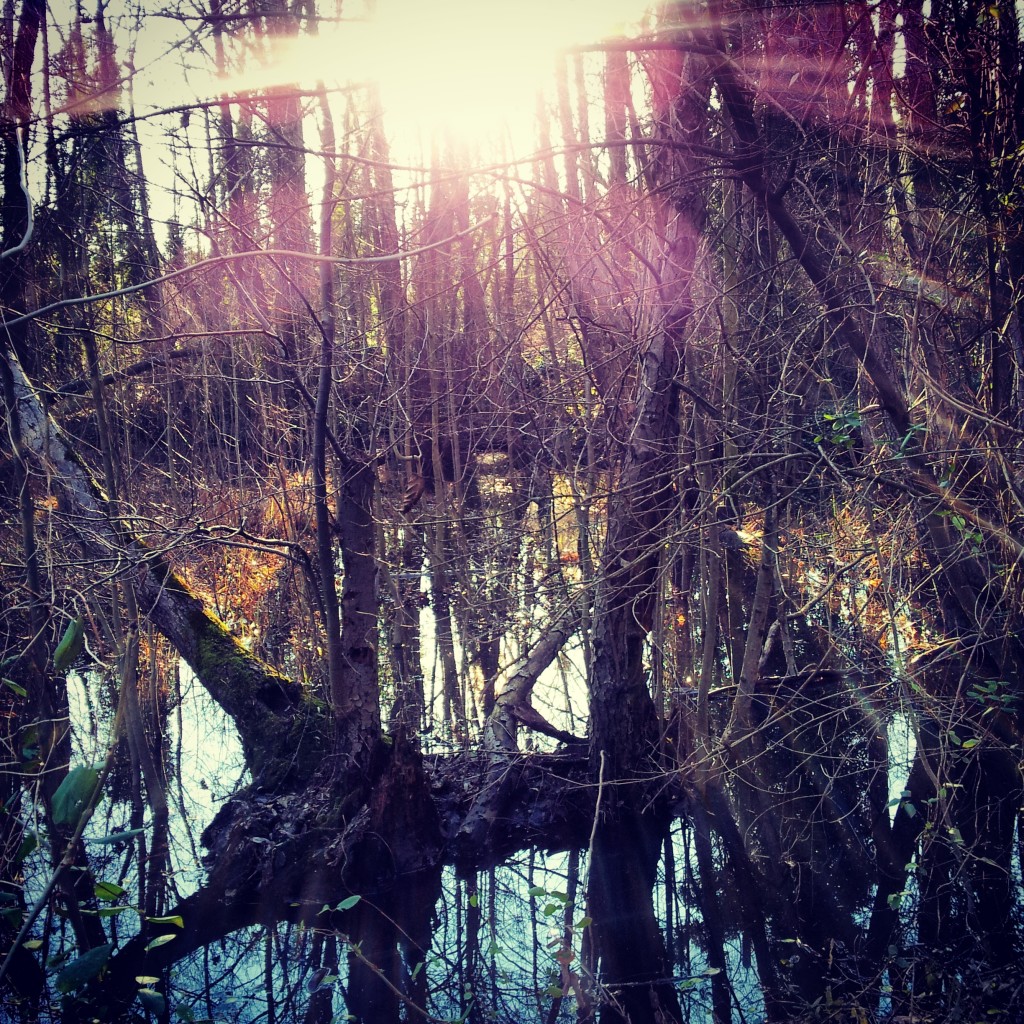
top-left (888, 789), bottom-right (917, 818)
top-left (678, 967), bottom-right (721, 992)
top-left (968, 678), bottom-right (1017, 715)
top-left (815, 409), bottom-right (862, 449)
top-left (527, 882), bottom-right (591, 1008)
top-left (947, 511), bottom-right (983, 549)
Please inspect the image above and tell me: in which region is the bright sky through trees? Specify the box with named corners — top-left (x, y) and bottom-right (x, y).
top-left (215, 0), bottom-right (653, 149)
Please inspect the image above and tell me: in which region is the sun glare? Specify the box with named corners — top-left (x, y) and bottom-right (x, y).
top-left (228, 0), bottom-right (652, 153)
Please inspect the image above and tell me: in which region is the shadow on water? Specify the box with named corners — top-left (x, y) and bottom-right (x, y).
top-left (586, 811), bottom-right (682, 1024)
top-left (11, 658), bottom-right (1019, 1024)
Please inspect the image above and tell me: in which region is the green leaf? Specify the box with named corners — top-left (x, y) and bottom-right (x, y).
top-left (307, 967), bottom-right (331, 993)
top-left (51, 765), bottom-right (101, 826)
top-left (138, 988), bottom-right (167, 1014)
top-left (22, 939), bottom-right (43, 950)
top-left (94, 880), bottom-right (126, 902)
top-left (468, 893), bottom-right (478, 908)
top-left (3, 677), bottom-right (27, 698)
top-left (89, 828), bottom-right (145, 846)
top-left (97, 906), bottom-right (132, 918)
top-left (145, 934), bottom-right (177, 951)
top-left (528, 886), bottom-right (546, 897)
top-left (55, 943), bottom-right (114, 993)
top-left (136, 976), bottom-right (160, 985)
top-left (335, 895), bottom-right (361, 911)
top-left (14, 831), bottom-right (37, 866)
top-left (53, 616), bottom-right (85, 674)
top-left (147, 915), bottom-right (184, 928)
